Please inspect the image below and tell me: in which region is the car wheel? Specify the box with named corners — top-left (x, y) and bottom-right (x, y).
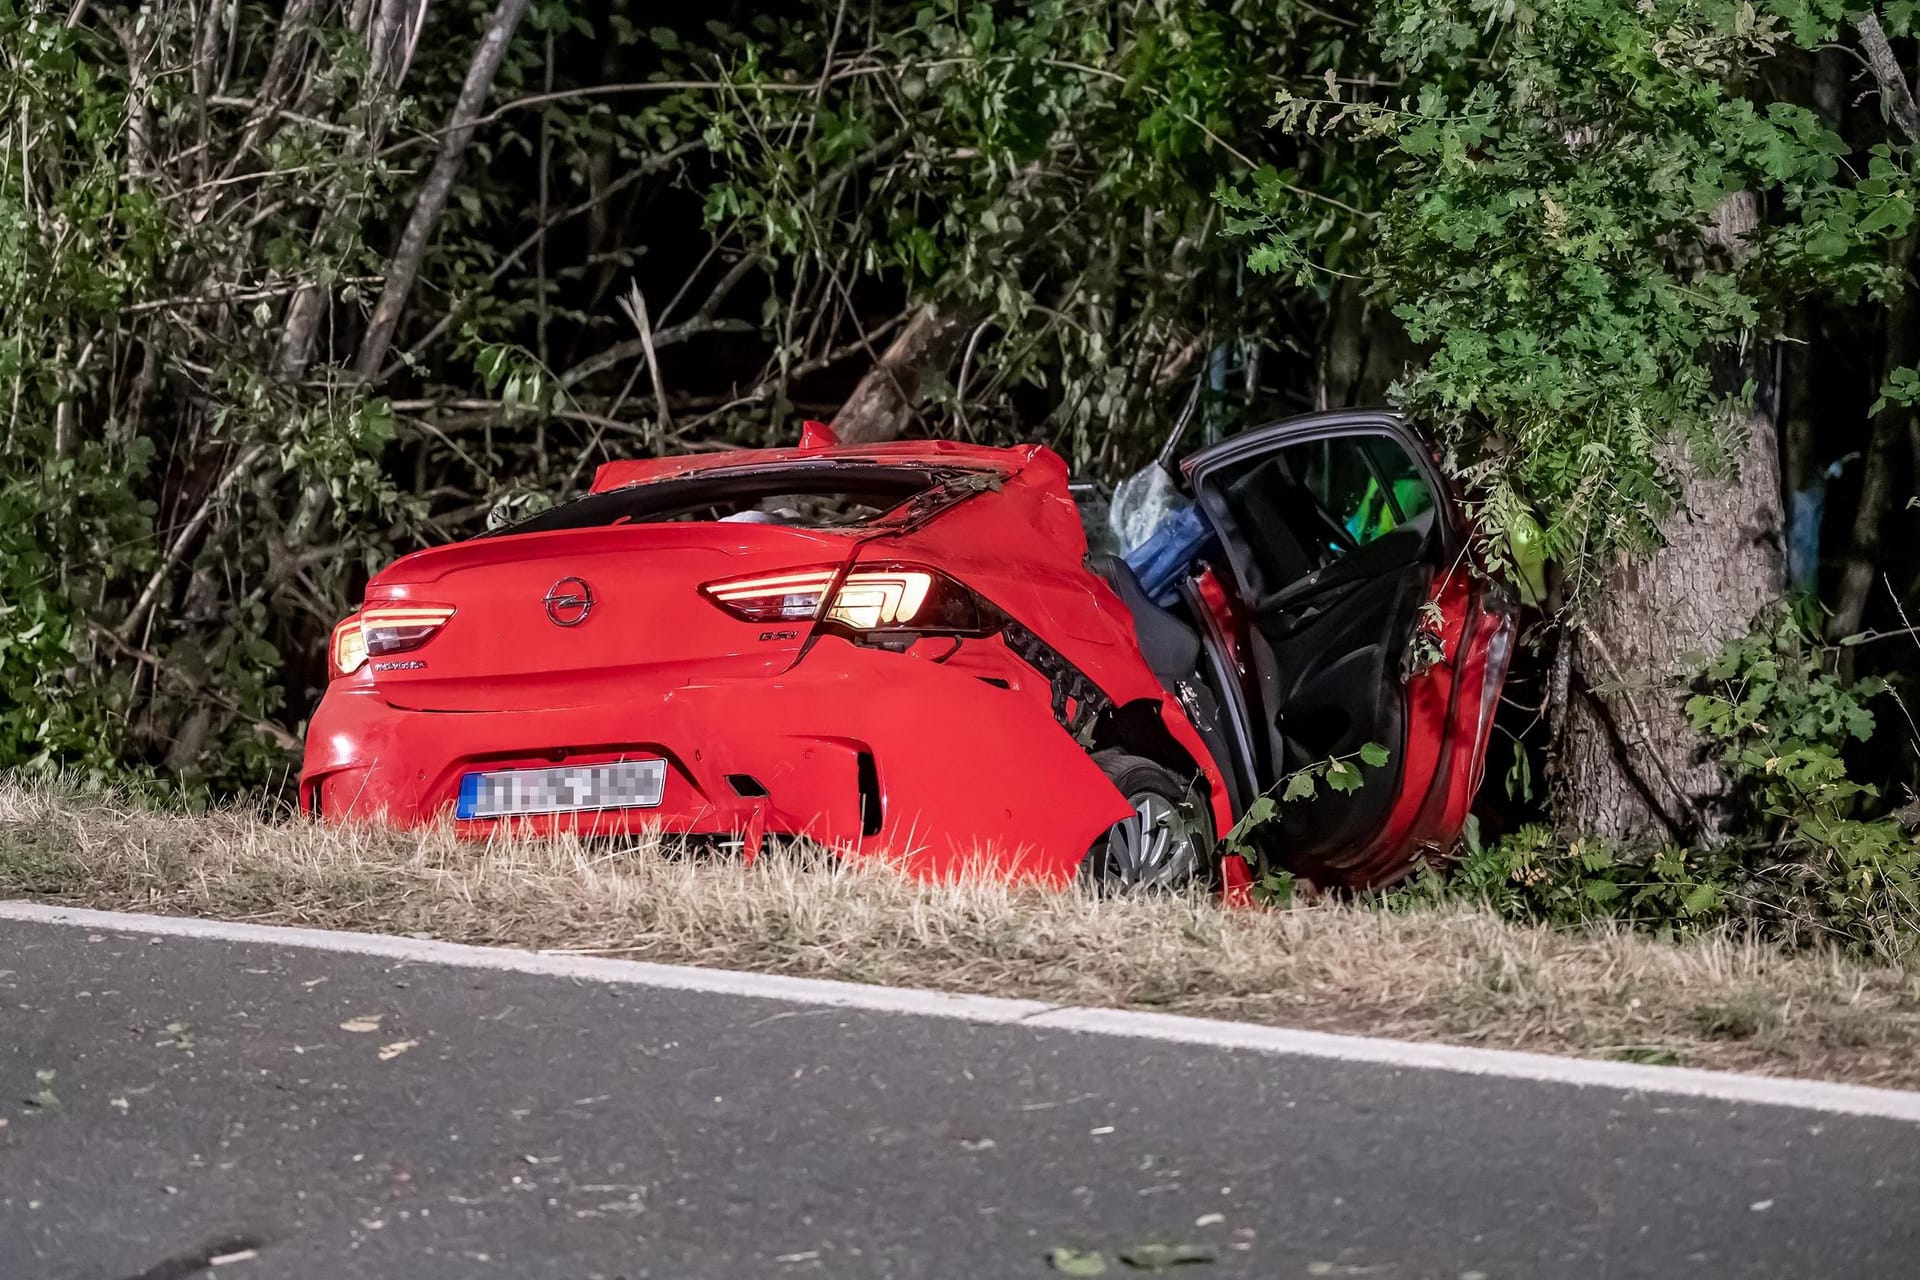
top-left (1080, 750), bottom-right (1214, 892)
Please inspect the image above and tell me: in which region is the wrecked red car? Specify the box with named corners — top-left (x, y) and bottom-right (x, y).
top-left (300, 410), bottom-right (1513, 890)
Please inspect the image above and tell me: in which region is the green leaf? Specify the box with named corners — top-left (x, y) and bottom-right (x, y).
top-left (1049, 1248), bottom-right (1109, 1275)
top-left (1358, 742), bottom-right (1390, 768)
top-left (1325, 759), bottom-right (1364, 794)
top-left (1118, 1242), bottom-right (1216, 1269)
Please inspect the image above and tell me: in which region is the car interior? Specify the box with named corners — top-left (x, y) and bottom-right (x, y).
top-left (1100, 428), bottom-right (1450, 868)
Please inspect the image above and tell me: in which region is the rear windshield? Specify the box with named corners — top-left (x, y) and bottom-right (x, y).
top-left (491, 462), bottom-right (975, 536)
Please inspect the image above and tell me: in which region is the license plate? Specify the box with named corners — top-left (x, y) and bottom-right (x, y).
top-left (456, 760), bottom-right (667, 820)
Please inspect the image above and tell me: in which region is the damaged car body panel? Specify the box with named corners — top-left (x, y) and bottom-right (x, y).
top-left (301, 412), bottom-right (1511, 890)
top-left (1179, 410), bottom-right (1516, 887)
top-left (302, 437), bottom-right (1231, 885)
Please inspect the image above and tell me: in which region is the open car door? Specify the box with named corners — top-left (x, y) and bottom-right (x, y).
top-left (1182, 411), bottom-right (1515, 887)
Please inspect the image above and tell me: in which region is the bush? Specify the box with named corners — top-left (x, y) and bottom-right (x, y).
top-left (1395, 613), bottom-right (1920, 964)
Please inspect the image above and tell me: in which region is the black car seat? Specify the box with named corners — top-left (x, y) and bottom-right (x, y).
top-left (1093, 556), bottom-right (1203, 695)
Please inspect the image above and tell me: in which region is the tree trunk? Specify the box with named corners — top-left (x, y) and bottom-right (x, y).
top-left (831, 305), bottom-right (969, 444)
top-left (1558, 194), bottom-right (1787, 843)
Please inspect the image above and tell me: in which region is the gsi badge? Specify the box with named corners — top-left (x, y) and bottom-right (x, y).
top-left (544, 577), bottom-right (594, 627)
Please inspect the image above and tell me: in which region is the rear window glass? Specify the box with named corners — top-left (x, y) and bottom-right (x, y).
top-left (490, 463), bottom-right (971, 537)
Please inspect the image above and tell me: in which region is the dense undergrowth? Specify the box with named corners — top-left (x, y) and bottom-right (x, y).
top-left (1392, 611), bottom-right (1920, 966)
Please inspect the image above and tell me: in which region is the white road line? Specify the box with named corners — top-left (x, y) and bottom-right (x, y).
top-left (7, 900), bottom-right (1920, 1124)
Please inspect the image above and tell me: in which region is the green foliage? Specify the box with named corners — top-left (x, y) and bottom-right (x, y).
top-left (1686, 610), bottom-right (1918, 937)
top-left (1231, 0), bottom-right (1917, 595)
top-left (1222, 741), bottom-right (1389, 870)
top-left (1394, 614), bottom-right (1920, 961)
top-left (1872, 364), bottom-right (1920, 414)
top-left (694, 0), bottom-right (1349, 466)
top-left (0, 4), bottom-right (418, 788)
top-left (1396, 822), bottom-right (1746, 934)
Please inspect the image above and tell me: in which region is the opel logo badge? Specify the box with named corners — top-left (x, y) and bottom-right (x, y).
top-left (544, 577), bottom-right (594, 627)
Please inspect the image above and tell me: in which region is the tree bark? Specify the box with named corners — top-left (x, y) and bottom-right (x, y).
top-left (830, 304), bottom-right (969, 444)
top-left (353, 0), bottom-right (532, 381)
top-left (1558, 193), bottom-right (1787, 843)
top-left (1857, 14), bottom-right (1920, 140)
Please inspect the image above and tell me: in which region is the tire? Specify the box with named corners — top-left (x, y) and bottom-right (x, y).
top-left (1079, 750), bottom-right (1214, 892)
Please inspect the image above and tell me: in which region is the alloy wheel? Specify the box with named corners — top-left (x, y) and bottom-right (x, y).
top-left (1101, 791), bottom-right (1200, 889)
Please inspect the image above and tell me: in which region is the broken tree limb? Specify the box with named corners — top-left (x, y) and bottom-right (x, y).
top-left (831, 304), bottom-right (971, 444)
top-left (617, 281), bottom-right (674, 442)
top-left (353, 0), bottom-right (533, 381)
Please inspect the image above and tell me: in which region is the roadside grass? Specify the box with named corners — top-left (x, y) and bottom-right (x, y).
top-left (4, 778), bottom-right (1920, 1088)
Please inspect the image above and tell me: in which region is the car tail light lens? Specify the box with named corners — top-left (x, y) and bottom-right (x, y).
top-left (704, 569), bottom-right (842, 624)
top-left (330, 615), bottom-right (368, 678)
top-left (328, 605), bottom-right (456, 679)
top-left (701, 565), bottom-right (987, 634)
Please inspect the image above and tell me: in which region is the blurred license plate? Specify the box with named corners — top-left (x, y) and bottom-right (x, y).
top-left (456, 760), bottom-right (667, 820)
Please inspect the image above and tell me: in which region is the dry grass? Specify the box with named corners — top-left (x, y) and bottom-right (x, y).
top-left (4, 778), bottom-right (1920, 1088)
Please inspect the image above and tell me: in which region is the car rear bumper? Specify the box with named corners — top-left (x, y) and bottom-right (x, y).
top-left (299, 641), bottom-right (1135, 884)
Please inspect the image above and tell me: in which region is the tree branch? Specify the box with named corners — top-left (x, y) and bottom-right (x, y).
top-left (1857, 13), bottom-right (1920, 141)
top-left (617, 281), bottom-right (674, 441)
top-left (117, 444), bottom-right (271, 644)
top-left (560, 256), bottom-right (762, 389)
top-left (353, 0), bottom-right (533, 381)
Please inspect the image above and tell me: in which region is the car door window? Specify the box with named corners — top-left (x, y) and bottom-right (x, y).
top-left (1297, 436), bottom-right (1436, 554)
top-left (1215, 433), bottom-right (1437, 595)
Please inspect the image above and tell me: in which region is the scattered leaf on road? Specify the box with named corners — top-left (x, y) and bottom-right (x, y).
top-left (378, 1039), bottom-right (418, 1061)
top-left (1120, 1242), bottom-right (1216, 1270)
top-left (1048, 1246), bottom-right (1109, 1275)
top-left (24, 1069), bottom-right (60, 1113)
top-left (340, 1015), bottom-right (383, 1033)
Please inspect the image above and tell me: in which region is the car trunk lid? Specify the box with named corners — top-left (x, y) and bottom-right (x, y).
top-left (362, 523), bottom-right (858, 712)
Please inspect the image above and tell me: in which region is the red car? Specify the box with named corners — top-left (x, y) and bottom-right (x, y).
top-left (300, 410), bottom-right (1513, 890)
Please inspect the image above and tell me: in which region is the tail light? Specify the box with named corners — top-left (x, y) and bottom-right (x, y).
top-left (328, 605), bottom-right (457, 678)
top-left (701, 565), bottom-right (989, 634)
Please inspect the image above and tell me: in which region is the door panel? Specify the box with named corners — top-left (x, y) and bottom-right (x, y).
top-left (1184, 412), bottom-right (1462, 875)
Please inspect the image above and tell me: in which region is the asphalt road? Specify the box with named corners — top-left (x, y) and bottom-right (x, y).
top-left (2, 916), bottom-right (1917, 1280)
